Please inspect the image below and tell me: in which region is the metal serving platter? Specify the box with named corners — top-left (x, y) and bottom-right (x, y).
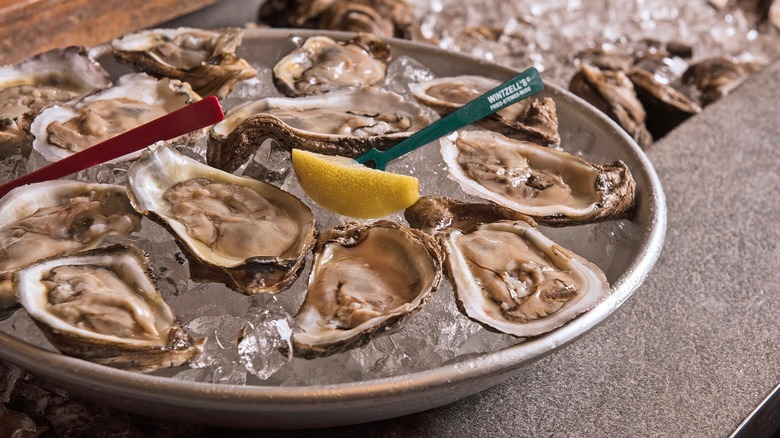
top-left (0, 29), bottom-right (666, 429)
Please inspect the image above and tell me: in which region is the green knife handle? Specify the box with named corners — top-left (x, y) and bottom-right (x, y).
top-left (357, 67), bottom-right (544, 170)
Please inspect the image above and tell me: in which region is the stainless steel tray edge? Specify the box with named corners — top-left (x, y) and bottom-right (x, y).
top-left (0, 28), bottom-right (667, 429)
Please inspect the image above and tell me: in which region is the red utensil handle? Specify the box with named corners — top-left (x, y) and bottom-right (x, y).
top-left (0, 96), bottom-right (224, 198)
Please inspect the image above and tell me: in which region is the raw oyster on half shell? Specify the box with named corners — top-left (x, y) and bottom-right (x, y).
top-left (409, 75), bottom-right (561, 146)
top-left (0, 46), bottom-right (112, 158)
top-left (272, 33), bottom-right (390, 97)
top-left (207, 88), bottom-right (430, 172)
top-left (111, 27), bottom-right (257, 98)
top-left (440, 130), bottom-right (635, 226)
top-left (0, 180), bottom-right (142, 310)
top-left (127, 145), bottom-right (316, 295)
top-left (15, 244), bottom-right (202, 372)
top-left (292, 220), bottom-right (443, 358)
top-left (405, 196), bottom-right (609, 338)
top-left (29, 73), bottom-right (200, 163)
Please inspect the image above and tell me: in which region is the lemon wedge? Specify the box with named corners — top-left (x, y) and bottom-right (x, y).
top-left (291, 149), bottom-right (420, 219)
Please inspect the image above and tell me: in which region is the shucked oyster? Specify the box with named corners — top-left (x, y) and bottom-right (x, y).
top-left (409, 75), bottom-right (561, 146)
top-left (15, 244), bottom-right (202, 372)
top-left (111, 27), bottom-right (257, 98)
top-left (0, 181), bottom-right (142, 310)
top-left (293, 220), bottom-right (443, 358)
top-left (127, 145), bottom-right (316, 295)
top-left (0, 46), bottom-right (112, 158)
top-left (405, 196), bottom-right (609, 338)
top-left (207, 88), bottom-right (430, 172)
top-left (272, 33), bottom-right (390, 97)
top-left (29, 73), bottom-right (200, 163)
top-left (440, 130), bottom-right (635, 226)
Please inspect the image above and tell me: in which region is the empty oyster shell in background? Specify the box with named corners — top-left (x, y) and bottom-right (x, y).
top-left (126, 145), bottom-right (316, 295)
top-left (440, 130), bottom-right (636, 226)
top-left (409, 75), bottom-right (560, 146)
top-left (0, 180), bottom-right (142, 310)
top-left (292, 220), bottom-right (443, 359)
top-left (681, 56), bottom-right (763, 107)
top-left (569, 63), bottom-right (653, 148)
top-left (405, 197), bottom-right (609, 338)
top-left (207, 88), bottom-right (430, 172)
top-left (0, 46), bottom-right (112, 158)
top-left (111, 27), bottom-right (257, 98)
top-left (627, 67), bottom-right (701, 139)
top-left (14, 244), bottom-right (203, 372)
top-left (272, 33), bottom-right (391, 97)
top-left (29, 73), bottom-right (201, 163)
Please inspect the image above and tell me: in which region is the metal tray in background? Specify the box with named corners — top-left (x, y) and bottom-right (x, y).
top-left (0, 29), bottom-right (667, 429)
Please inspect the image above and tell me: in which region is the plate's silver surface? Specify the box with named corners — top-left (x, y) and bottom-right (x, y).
top-left (0, 29), bottom-right (666, 429)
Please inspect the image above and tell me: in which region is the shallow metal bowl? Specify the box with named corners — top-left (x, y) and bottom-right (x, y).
top-left (0, 29), bottom-right (666, 429)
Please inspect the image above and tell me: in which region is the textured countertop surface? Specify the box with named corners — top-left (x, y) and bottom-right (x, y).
top-left (2, 0), bottom-right (779, 436)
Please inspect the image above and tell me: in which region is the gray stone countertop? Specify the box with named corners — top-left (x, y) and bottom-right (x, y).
top-left (2, 0), bottom-right (779, 436)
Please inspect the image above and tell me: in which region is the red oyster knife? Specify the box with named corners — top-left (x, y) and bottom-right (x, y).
top-left (0, 95), bottom-right (224, 198)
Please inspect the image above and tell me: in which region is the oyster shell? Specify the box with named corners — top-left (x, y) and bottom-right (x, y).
top-left (627, 67), bottom-right (701, 139)
top-left (409, 75), bottom-right (560, 146)
top-left (405, 196), bottom-right (609, 338)
top-left (681, 56), bottom-right (762, 107)
top-left (0, 46), bottom-right (112, 158)
top-left (318, 0), bottom-right (422, 39)
top-left (569, 63), bottom-right (653, 148)
top-left (15, 244), bottom-right (202, 372)
top-left (258, 0), bottom-right (421, 39)
top-left (111, 27), bottom-right (257, 98)
top-left (292, 220), bottom-right (443, 358)
top-left (0, 181), bottom-right (142, 310)
top-left (29, 73), bottom-right (200, 163)
top-left (440, 130), bottom-right (635, 226)
top-left (126, 145), bottom-right (316, 295)
top-left (207, 88), bottom-right (430, 172)
top-left (272, 33), bottom-right (390, 97)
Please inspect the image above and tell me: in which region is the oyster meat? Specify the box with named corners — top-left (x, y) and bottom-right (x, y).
top-left (405, 196), bottom-right (609, 338)
top-left (272, 33), bottom-right (390, 97)
top-left (410, 75), bottom-right (560, 146)
top-left (111, 27), bottom-right (257, 98)
top-left (440, 130), bottom-right (635, 226)
top-left (293, 220), bottom-right (443, 358)
top-left (207, 87), bottom-right (430, 172)
top-left (15, 244), bottom-right (202, 372)
top-left (127, 145), bottom-right (316, 295)
top-left (0, 180), bottom-right (142, 310)
top-left (0, 46), bottom-right (112, 158)
top-left (29, 73), bottom-right (200, 163)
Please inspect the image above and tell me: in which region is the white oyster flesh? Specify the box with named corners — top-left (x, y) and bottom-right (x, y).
top-left (15, 245), bottom-right (202, 372)
top-left (0, 180), bottom-right (142, 309)
top-left (443, 220), bottom-right (609, 337)
top-left (112, 27), bottom-right (224, 69)
top-left (0, 46), bottom-right (112, 157)
top-left (110, 27), bottom-right (256, 98)
top-left (29, 73), bottom-right (198, 163)
top-left (126, 145), bottom-right (315, 294)
top-left (213, 88), bottom-right (427, 139)
top-left (441, 130), bottom-right (634, 225)
top-left (293, 221), bottom-right (442, 358)
top-left (272, 34), bottom-right (388, 96)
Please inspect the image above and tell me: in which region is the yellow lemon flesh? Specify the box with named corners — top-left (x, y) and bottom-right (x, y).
top-left (291, 149), bottom-right (420, 219)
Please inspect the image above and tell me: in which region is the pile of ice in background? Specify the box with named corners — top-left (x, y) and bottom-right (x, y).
top-left (409, 0), bottom-right (780, 88)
